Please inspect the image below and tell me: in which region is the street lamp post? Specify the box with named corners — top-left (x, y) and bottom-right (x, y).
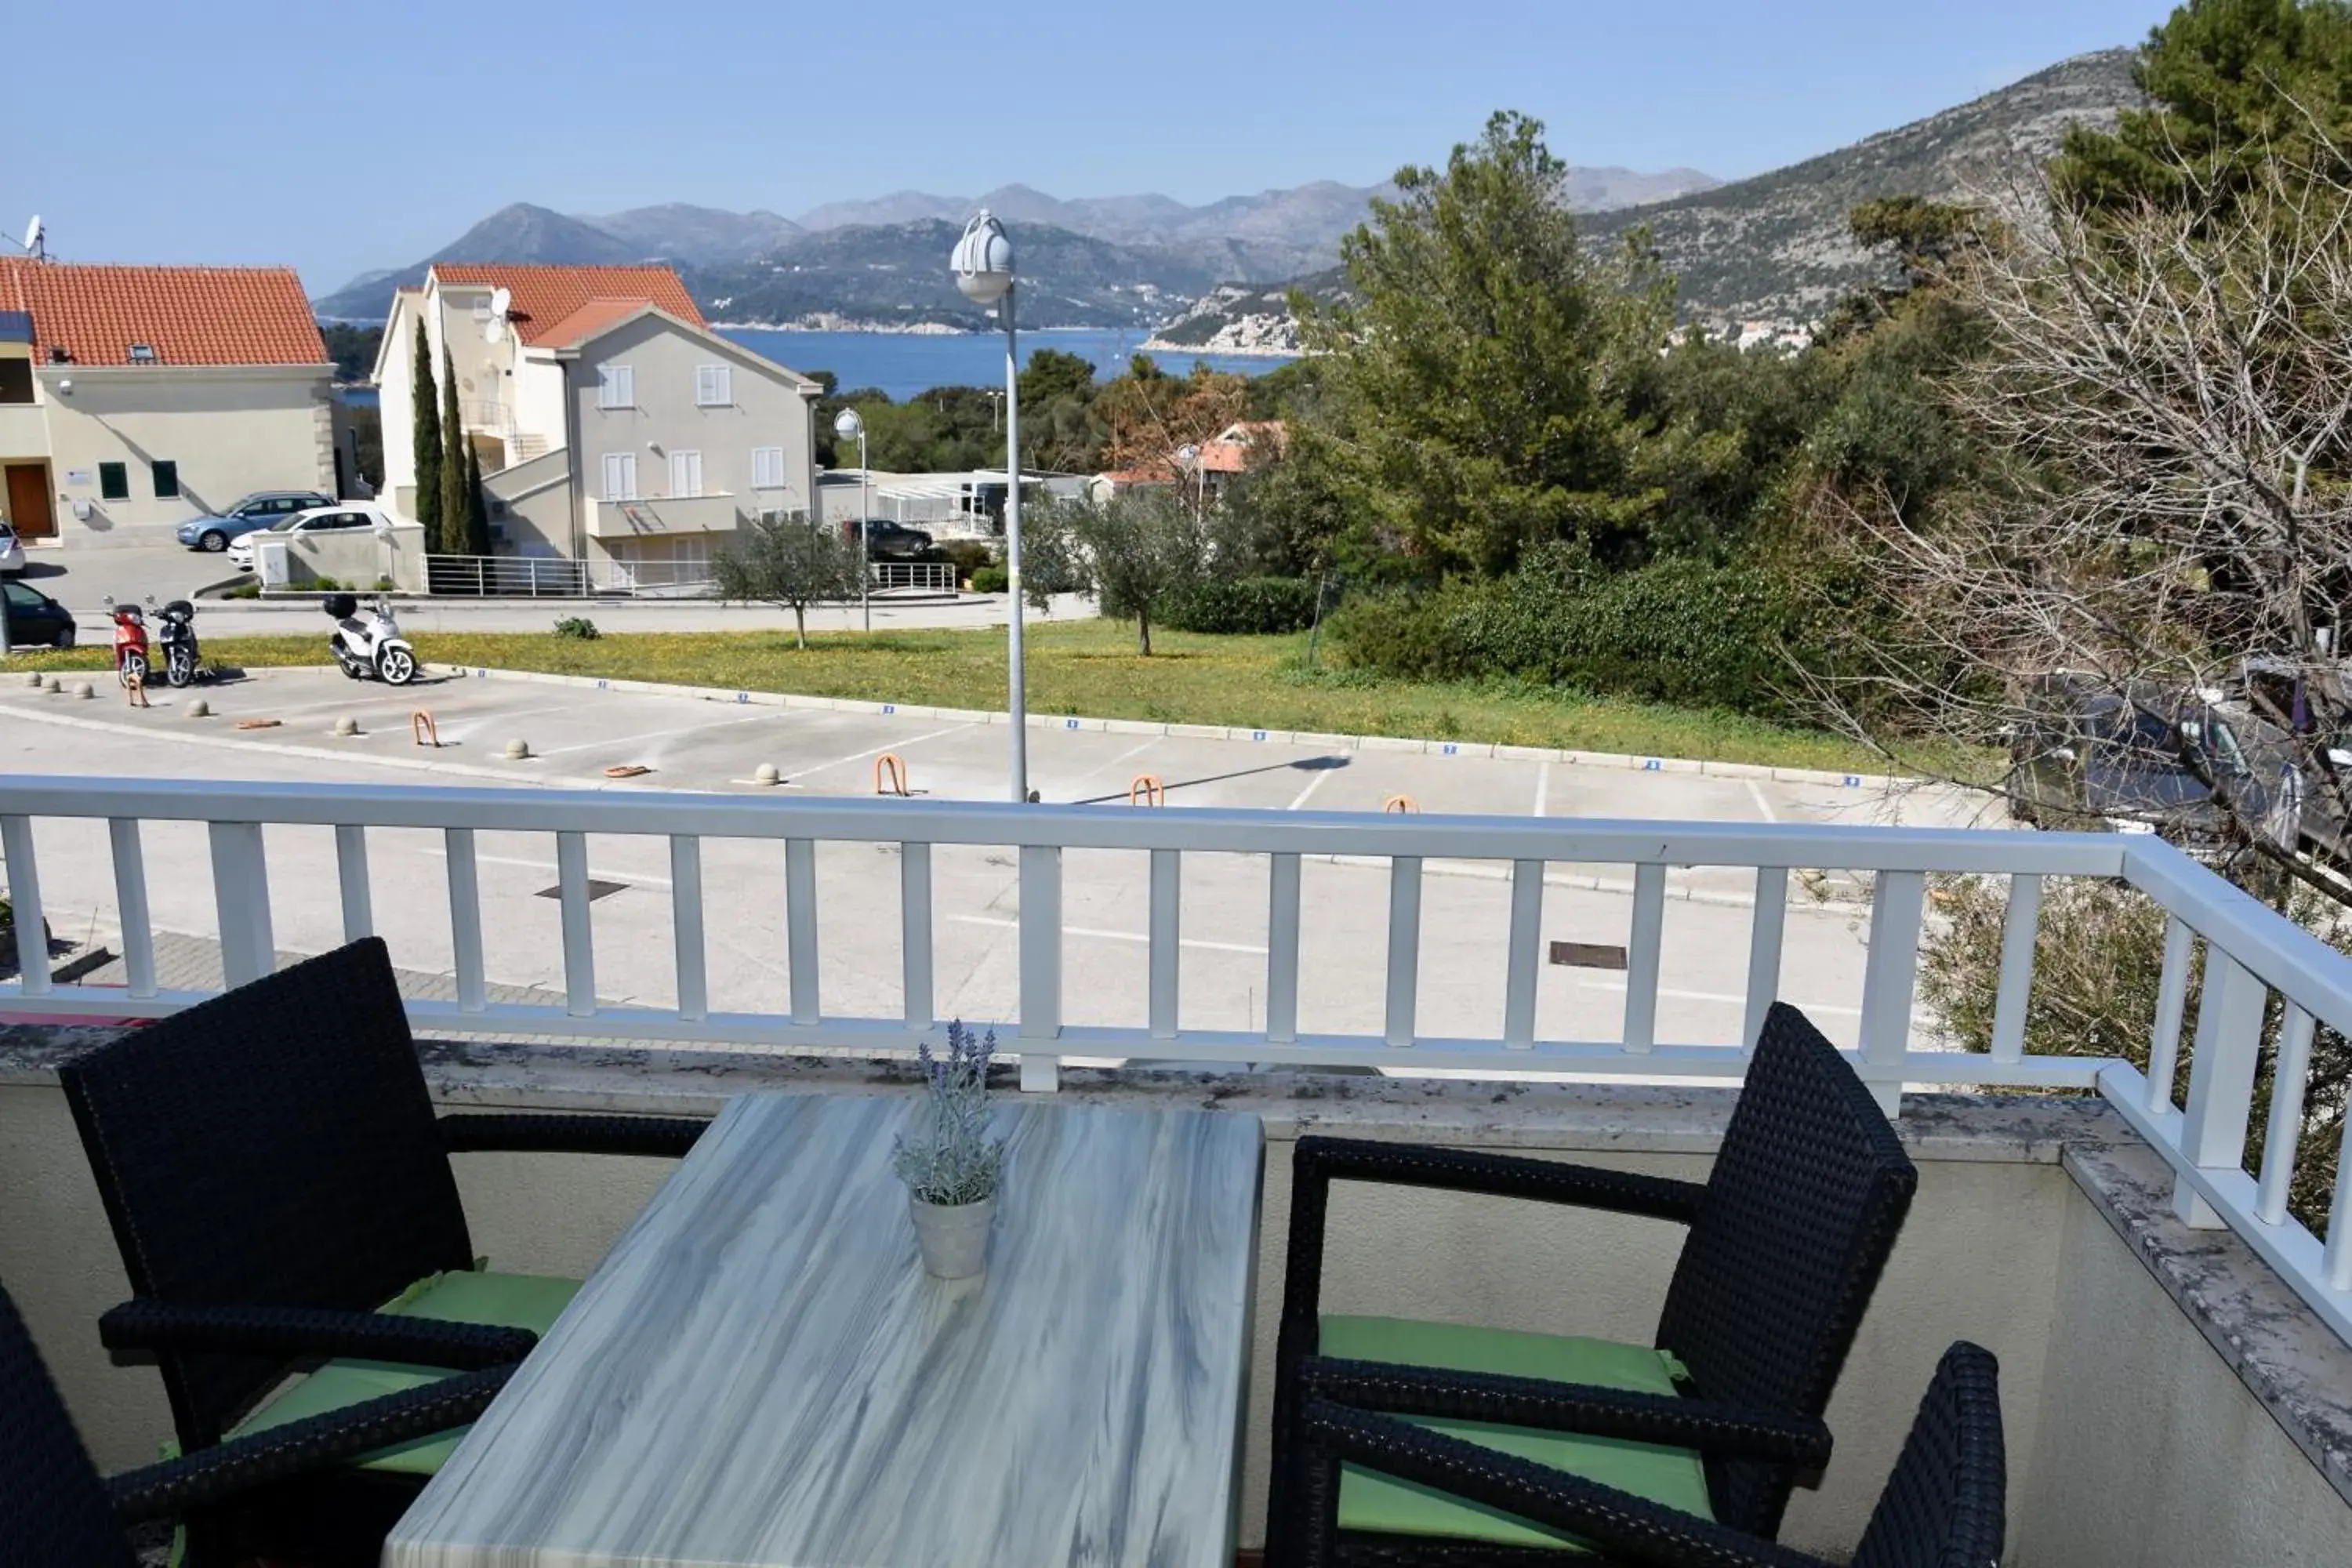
top-left (833, 408), bottom-right (871, 633)
top-left (952, 209), bottom-right (1029, 803)
top-left (1177, 443), bottom-right (1205, 521)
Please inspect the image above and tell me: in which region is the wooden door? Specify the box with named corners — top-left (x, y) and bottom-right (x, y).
top-left (4, 464), bottom-right (53, 539)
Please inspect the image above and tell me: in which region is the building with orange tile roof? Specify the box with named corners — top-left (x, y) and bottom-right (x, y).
top-left (0, 256), bottom-right (343, 548)
top-left (375, 264), bottom-right (822, 571)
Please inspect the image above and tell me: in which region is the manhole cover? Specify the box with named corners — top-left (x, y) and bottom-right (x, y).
top-left (535, 880), bottom-right (627, 903)
top-left (1549, 941), bottom-right (1628, 971)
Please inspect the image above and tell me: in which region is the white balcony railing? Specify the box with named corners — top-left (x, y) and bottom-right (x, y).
top-left (1, 779), bottom-right (2348, 1345)
top-left (871, 561), bottom-right (957, 593)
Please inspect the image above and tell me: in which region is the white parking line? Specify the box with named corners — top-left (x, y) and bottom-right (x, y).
top-left (419, 845), bottom-right (673, 889)
top-left (1576, 974), bottom-right (1857, 1016)
top-left (788, 723), bottom-right (975, 782)
top-left (535, 712), bottom-right (779, 757)
top-left (1534, 760), bottom-right (1552, 818)
top-left (950, 913), bottom-right (1268, 956)
top-left (1287, 768), bottom-right (1338, 811)
top-left (1745, 781), bottom-right (1777, 822)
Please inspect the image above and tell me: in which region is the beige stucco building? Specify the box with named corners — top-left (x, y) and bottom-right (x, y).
top-left (0, 258), bottom-right (338, 549)
top-left (376, 264), bottom-right (822, 580)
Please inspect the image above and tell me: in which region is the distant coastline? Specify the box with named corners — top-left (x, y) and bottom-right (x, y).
top-left (1137, 337), bottom-right (1300, 358)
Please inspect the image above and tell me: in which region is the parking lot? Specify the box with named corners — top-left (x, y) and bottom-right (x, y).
top-left (0, 666), bottom-right (2003, 1054)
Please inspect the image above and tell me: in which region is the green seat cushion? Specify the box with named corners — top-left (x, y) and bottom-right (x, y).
top-left (1319, 1314), bottom-right (1713, 1551)
top-left (228, 1269), bottom-right (579, 1476)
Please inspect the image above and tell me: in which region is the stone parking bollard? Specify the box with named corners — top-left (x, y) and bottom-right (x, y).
top-left (755, 763), bottom-right (782, 786)
top-left (505, 739), bottom-right (532, 760)
top-left (334, 717), bottom-right (360, 737)
top-left (187, 699), bottom-right (210, 717)
top-left (73, 681), bottom-right (95, 699)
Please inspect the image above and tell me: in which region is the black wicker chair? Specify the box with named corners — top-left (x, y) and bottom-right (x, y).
top-left (57, 936), bottom-right (708, 1566)
top-left (1266, 1002), bottom-right (1918, 1567)
top-left (1292, 1342), bottom-right (2003, 1568)
top-left (0, 1272), bottom-right (517, 1568)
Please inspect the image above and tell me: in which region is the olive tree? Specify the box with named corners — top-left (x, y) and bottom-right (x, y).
top-left (1022, 488), bottom-right (1210, 655)
top-left (712, 515), bottom-right (861, 648)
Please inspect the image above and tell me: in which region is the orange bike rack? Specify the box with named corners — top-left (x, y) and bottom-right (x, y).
top-left (1129, 774), bottom-right (1166, 807)
top-left (875, 753), bottom-right (909, 797)
top-left (411, 710), bottom-right (441, 748)
top-left (1383, 794), bottom-right (1420, 814)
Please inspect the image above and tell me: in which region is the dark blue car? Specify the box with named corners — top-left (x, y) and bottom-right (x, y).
top-left (1, 579), bottom-right (75, 648)
top-left (175, 490), bottom-right (333, 554)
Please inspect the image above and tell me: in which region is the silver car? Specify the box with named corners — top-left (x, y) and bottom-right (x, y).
top-left (0, 521), bottom-right (24, 577)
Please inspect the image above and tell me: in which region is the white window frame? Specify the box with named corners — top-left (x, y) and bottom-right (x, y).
top-left (601, 452), bottom-right (638, 501)
top-left (695, 364), bottom-right (733, 407)
top-left (751, 446), bottom-right (786, 490)
top-left (597, 365), bottom-right (634, 410)
top-left (668, 449), bottom-right (704, 499)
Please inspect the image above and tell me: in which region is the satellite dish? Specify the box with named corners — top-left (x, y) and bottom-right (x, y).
top-left (488, 286), bottom-right (511, 318)
top-left (20, 214), bottom-right (42, 257)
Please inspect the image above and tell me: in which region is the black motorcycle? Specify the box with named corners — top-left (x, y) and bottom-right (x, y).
top-left (151, 598), bottom-right (201, 687)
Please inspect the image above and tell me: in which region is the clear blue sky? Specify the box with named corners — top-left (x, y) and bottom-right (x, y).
top-left (11, 0), bottom-right (2173, 297)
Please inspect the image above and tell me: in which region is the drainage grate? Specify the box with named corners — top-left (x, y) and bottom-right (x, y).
top-left (535, 880), bottom-right (628, 903)
top-left (1549, 941), bottom-right (1628, 971)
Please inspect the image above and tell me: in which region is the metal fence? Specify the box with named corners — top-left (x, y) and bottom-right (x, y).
top-left (420, 555), bottom-right (956, 599)
top-left (1, 779), bottom-right (2347, 1344)
top-left (872, 561), bottom-right (957, 593)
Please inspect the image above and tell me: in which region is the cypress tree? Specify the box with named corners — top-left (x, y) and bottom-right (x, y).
top-left (438, 348), bottom-right (468, 555)
top-left (463, 440), bottom-right (491, 556)
top-left (411, 328), bottom-right (441, 540)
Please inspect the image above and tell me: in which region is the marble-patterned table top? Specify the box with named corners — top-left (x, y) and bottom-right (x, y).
top-left (384, 1092), bottom-right (1264, 1568)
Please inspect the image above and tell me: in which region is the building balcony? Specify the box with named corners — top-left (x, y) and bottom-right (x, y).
top-left (1, 779), bottom-right (2348, 1563)
top-left (586, 492), bottom-right (745, 539)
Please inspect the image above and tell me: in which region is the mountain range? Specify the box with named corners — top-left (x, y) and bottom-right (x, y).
top-left (308, 169), bottom-right (1721, 326)
top-left (1152, 49), bottom-right (2145, 352)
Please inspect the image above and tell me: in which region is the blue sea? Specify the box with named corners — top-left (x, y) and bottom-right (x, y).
top-left (717, 328), bottom-right (1294, 403)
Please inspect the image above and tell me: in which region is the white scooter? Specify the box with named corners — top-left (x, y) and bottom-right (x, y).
top-left (325, 593), bottom-right (419, 685)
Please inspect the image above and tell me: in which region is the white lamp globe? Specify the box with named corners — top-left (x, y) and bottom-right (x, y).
top-left (951, 210), bottom-right (1015, 306)
top-left (833, 408), bottom-right (865, 439)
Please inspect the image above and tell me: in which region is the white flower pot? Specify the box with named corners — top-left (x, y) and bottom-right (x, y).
top-left (909, 1194), bottom-right (995, 1279)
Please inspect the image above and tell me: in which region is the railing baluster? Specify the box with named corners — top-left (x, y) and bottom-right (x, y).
top-left (901, 842), bottom-right (934, 1030)
top-left (786, 838), bottom-right (819, 1026)
top-left (556, 831), bottom-right (596, 1018)
top-left (1624, 862), bottom-right (1667, 1054)
top-left (2326, 1111), bottom-right (2352, 1292)
top-left (2, 815), bottom-right (50, 996)
top-left (1266, 852), bottom-right (1301, 1044)
top-left (207, 821), bottom-right (274, 989)
top-left (2256, 1004), bottom-right (2315, 1225)
top-left (335, 824), bottom-right (373, 942)
top-left (1384, 856), bottom-right (1422, 1048)
top-left (107, 818), bottom-right (156, 999)
top-left (1149, 849), bottom-right (1181, 1040)
top-left (1503, 858), bottom-right (1543, 1048)
top-left (1857, 869), bottom-right (1926, 1114)
top-left (2147, 917), bottom-right (2195, 1112)
top-left (2172, 952), bottom-right (2267, 1228)
top-left (1990, 872), bottom-right (2043, 1065)
top-left (670, 835), bottom-right (706, 1022)
top-left (444, 827), bottom-right (487, 1013)
top-left (1018, 844), bottom-right (1061, 1091)
top-left (1742, 866), bottom-right (1787, 1051)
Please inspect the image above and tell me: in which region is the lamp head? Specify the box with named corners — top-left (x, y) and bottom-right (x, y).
top-left (950, 209), bottom-right (1015, 306)
top-left (833, 408), bottom-right (865, 439)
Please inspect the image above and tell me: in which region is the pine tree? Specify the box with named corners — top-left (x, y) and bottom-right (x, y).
top-left (463, 440), bottom-right (491, 556)
top-left (411, 328), bottom-right (441, 541)
top-left (438, 348), bottom-right (468, 555)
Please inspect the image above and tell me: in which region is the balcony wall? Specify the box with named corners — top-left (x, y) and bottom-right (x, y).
top-left (586, 492), bottom-right (744, 539)
top-left (2, 1032), bottom-right (2347, 1566)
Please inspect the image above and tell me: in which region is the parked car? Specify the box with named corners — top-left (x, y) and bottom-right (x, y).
top-left (1, 579), bottom-right (75, 648)
top-left (227, 503), bottom-right (391, 573)
top-left (2227, 655), bottom-right (2352, 860)
top-left (2008, 673), bottom-right (2303, 852)
top-left (176, 491), bottom-right (335, 554)
top-left (850, 519), bottom-right (934, 560)
top-left (0, 521), bottom-right (23, 577)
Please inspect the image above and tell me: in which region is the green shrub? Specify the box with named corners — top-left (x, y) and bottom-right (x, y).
top-left (971, 563), bottom-right (1010, 593)
top-left (553, 616), bottom-right (601, 641)
top-left (223, 583), bottom-right (261, 601)
top-left (1330, 548), bottom-right (1815, 716)
top-left (935, 539), bottom-right (996, 584)
top-left (1162, 575), bottom-right (1322, 634)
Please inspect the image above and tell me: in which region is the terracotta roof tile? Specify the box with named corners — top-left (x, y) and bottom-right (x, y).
top-left (532, 296), bottom-right (660, 350)
top-left (429, 263), bottom-right (704, 347)
top-left (0, 257), bottom-right (326, 367)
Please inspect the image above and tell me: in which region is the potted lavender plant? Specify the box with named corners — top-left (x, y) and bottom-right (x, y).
top-left (894, 1022), bottom-right (1008, 1279)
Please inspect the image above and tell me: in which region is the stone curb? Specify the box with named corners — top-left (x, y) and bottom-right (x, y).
top-left (423, 663), bottom-right (1911, 791)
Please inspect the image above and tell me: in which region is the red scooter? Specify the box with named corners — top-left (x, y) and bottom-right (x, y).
top-left (104, 597), bottom-right (147, 688)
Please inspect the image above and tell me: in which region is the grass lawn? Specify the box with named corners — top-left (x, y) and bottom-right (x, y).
top-left (2, 618), bottom-right (1915, 773)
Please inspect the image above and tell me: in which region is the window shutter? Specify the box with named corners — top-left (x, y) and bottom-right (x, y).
top-left (151, 459), bottom-right (180, 498)
top-left (697, 365), bottom-right (731, 406)
top-left (669, 451), bottom-right (703, 499)
top-left (601, 365), bottom-right (633, 408)
top-left (602, 452), bottom-right (637, 499)
top-left (753, 446), bottom-right (785, 489)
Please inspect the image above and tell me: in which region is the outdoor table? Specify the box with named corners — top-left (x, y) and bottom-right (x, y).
top-left (383, 1091), bottom-right (1264, 1568)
